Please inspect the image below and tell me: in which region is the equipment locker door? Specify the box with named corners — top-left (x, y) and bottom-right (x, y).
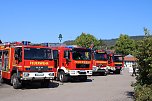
top-left (0, 51), bottom-right (2, 71)
top-left (0, 51), bottom-right (2, 79)
top-left (2, 50), bottom-right (9, 72)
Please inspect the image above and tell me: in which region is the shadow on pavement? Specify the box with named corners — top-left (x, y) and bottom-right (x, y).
top-left (21, 81), bottom-right (59, 90)
top-left (92, 72), bottom-right (107, 76)
top-left (0, 79), bottom-right (12, 88)
top-left (69, 78), bottom-right (93, 83)
top-left (0, 84), bottom-right (10, 88)
top-left (126, 91), bottom-right (135, 100)
top-left (0, 83), bottom-right (3, 88)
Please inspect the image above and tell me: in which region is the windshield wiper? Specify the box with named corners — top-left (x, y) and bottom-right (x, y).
top-left (44, 58), bottom-right (53, 60)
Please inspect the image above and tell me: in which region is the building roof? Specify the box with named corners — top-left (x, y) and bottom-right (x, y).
top-left (124, 54), bottom-right (137, 62)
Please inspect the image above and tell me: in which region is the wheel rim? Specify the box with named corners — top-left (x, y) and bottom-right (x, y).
top-left (59, 73), bottom-right (63, 81)
top-left (12, 77), bottom-right (17, 86)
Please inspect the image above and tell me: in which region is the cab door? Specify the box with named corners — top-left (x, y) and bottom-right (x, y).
top-left (63, 50), bottom-right (71, 69)
top-left (53, 50), bottom-right (59, 69)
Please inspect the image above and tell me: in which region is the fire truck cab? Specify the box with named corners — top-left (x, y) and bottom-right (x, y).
top-left (52, 46), bottom-right (92, 82)
top-left (92, 50), bottom-right (108, 75)
top-left (107, 53), bottom-right (124, 74)
top-left (0, 41), bottom-right (55, 89)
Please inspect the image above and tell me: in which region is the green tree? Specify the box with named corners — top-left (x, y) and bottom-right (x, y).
top-left (115, 34), bottom-right (135, 55)
top-left (135, 28), bottom-right (152, 85)
top-left (97, 39), bottom-right (107, 49)
top-left (134, 28), bottom-right (152, 101)
top-left (75, 32), bottom-right (100, 49)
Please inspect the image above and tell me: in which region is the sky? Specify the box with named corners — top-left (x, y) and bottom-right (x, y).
top-left (0, 0), bottom-right (152, 43)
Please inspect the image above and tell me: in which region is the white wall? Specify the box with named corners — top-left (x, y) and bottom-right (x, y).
top-left (125, 61), bottom-right (135, 73)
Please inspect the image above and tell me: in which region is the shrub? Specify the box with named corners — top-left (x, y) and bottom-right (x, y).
top-left (134, 84), bottom-right (152, 101)
top-left (134, 28), bottom-right (152, 101)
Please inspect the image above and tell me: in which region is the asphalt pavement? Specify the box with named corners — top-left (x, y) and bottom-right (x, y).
top-left (0, 68), bottom-right (136, 101)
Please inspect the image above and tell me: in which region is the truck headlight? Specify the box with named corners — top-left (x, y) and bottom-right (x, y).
top-left (70, 71), bottom-right (75, 74)
top-left (93, 67), bottom-right (97, 71)
top-left (24, 73), bottom-right (29, 77)
top-left (49, 73), bottom-right (54, 76)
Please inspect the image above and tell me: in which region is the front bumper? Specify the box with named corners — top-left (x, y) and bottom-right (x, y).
top-left (108, 66), bottom-right (122, 71)
top-left (68, 70), bottom-right (92, 76)
top-left (21, 72), bottom-right (54, 80)
top-left (92, 66), bottom-right (108, 73)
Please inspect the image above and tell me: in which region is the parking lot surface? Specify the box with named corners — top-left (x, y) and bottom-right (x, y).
top-left (0, 69), bottom-right (135, 101)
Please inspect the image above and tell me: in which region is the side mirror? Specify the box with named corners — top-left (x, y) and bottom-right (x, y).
top-left (108, 61), bottom-right (111, 64)
top-left (15, 54), bottom-right (22, 63)
top-left (66, 57), bottom-right (71, 62)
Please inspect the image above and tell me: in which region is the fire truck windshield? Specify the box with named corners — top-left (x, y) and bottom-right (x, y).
top-left (113, 56), bottom-right (123, 62)
top-left (72, 48), bottom-right (91, 60)
top-left (24, 48), bottom-right (52, 60)
top-left (94, 52), bottom-right (107, 61)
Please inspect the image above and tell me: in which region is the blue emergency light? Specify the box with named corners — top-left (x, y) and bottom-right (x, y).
top-left (66, 45), bottom-right (75, 48)
top-left (22, 41), bottom-right (31, 45)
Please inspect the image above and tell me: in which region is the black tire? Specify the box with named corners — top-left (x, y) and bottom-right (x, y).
top-left (79, 76), bottom-right (87, 82)
top-left (103, 72), bottom-right (108, 76)
top-left (0, 77), bottom-right (4, 84)
top-left (11, 73), bottom-right (22, 89)
top-left (56, 72), bottom-right (60, 81)
top-left (59, 71), bottom-right (68, 82)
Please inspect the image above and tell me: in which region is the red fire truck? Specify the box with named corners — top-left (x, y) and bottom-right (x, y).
top-left (0, 41), bottom-right (55, 89)
top-left (51, 45), bottom-right (93, 82)
top-left (92, 50), bottom-right (108, 75)
top-left (107, 53), bottom-right (124, 74)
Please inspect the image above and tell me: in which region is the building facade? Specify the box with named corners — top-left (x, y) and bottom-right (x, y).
top-left (124, 54), bottom-right (137, 72)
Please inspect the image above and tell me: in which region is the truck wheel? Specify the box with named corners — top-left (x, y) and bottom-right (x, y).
top-left (104, 72), bottom-right (108, 76)
top-left (56, 72), bottom-right (60, 81)
top-left (11, 73), bottom-right (21, 89)
top-left (79, 76), bottom-right (87, 82)
top-left (59, 71), bottom-right (68, 82)
top-left (0, 77), bottom-right (4, 84)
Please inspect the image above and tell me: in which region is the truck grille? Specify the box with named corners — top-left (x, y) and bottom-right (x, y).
top-left (76, 64), bottom-right (90, 68)
top-left (78, 71), bottom-right (86, 74)
top-left (96, 63), bottom-right (107, 67)
top-left (30, 66), bottom-right (49, 71)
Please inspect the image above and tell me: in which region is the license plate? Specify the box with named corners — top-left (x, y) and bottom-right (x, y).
top-left (35, 73), bottom-right (44, 76)
top-left (80, 70), bottom-right (85, 72)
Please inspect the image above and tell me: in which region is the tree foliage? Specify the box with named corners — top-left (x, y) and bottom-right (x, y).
top-left (75, 32), bottom-right (100, 49)
top-left (115, 34), bottom-right (135, 55)
top-left (136, 28), bottom-right (152, 85)
top-left (97, 39), bottom-right (107, 49)
top-left (134, 84), bottom-right (152, 101)
top-left (63, 40), bottom-right (75, 45)
top-left (134, 28), bottom-right (152, 101)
